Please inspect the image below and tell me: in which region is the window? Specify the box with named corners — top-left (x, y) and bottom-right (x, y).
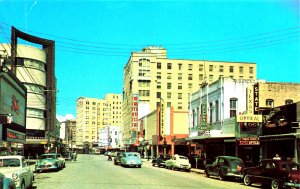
top-left (215, 100), bottom-right (219, 121)
top-left (249, 67), bottom-right (254, 74)
top-left (209, 65), bottom-right (213, 72)
top-left (230, 98), bottom-right (237, 117)
top-left (178, 83), bottom-right (182, 90)
top-left (157, 82), bottom-right (161, 89)
top-left (188, 83), bottom-right (192, 89)
top-left (167, 92), bottom-right (172, 99)
top-left (209, 103), bottom-right (213, 123)
top-left (239, 66), bottom-right (243, 74)
top-left (157, 92), bottom-right (161, 98)
top-left (157, 62), bottom-right (161, 69)
top-left (199, 74), bottom-right (203, 81)
top-left (167, 63), bottom-right (172, 69)
top-left (209, 75), bottom-right (213, 82)
top-left (139, 90), bottom-right (150, 97)
top-left (167, 83), bottom-right (172, 89)
top-left (157, 72), bottom-right (161, 80)
top-left (178, 93), bottom-right (182, 99)
top-left (178, 73), bottom-right (182, 80)
top-left (167, 102), bottom-right (171, 107)
top-left (167, 73), bottom-right (172, 79)
top-left (188, 74), bottom-right (193, 80)
top-left (285, 99), bottom-right (293, 105)
top-left (266, 99), bottom-right (274, 107)
top-left (199, 64), bottom-right (204, 71)
top-left (178, 63), bottom-right (182, 70)
top-left (229, 66), bottom-right (234, 73)
top-left (219, 65), bottom-right (224, 72)
top-left (188, 64), bottom-right (193, 70)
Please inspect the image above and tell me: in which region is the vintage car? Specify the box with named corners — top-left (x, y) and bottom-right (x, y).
top-left (243, 159), bottom-right (300, 189)
top-left (0, 155), bottom-right (34, 189)
top-left (35, 153), bottom-right (63, 172)
top-left (204, 156), bottom-right (244, 181)
top-left (114, 152), bottom-right (124, 165)
top-left (0, 172), bottom-right (16, 189)
top-left (120, 152), bottom-right (142, 168)
top-left (152, 154), bottom-right (171, 168)
top-left (165, 154), bottom-right (191, 171)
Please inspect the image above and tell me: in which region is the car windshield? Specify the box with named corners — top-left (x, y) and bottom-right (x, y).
top-left (127, 153), bottom-right (139, 157)
top-left (282, 163), bottom-right (300, 171)
top-left (41, 155), bottom-right (56, 159)
top-left (0, 158), bottom-right (20, 167)
top-left (179, 156), bottom-right (188, 160)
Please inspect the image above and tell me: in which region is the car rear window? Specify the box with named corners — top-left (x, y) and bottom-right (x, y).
top-left (282, 163), bottom-right (300, 171)
top-left (228, 158), bottom-right (243, 168)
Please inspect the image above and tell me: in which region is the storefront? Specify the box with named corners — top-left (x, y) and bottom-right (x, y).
top-left (0, 65), bottom-right (27, 155)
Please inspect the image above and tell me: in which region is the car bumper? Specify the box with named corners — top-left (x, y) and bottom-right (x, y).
top-left (35, 164), bottom-right (58, 171)
top-left (226, 172), bottom-right (243, 179)
top-left (284, 182), bottom-right (300, 188)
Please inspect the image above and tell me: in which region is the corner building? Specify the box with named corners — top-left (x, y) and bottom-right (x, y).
top-left (123, 46), bottom-right (257, 146)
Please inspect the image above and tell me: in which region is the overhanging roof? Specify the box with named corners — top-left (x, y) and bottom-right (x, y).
top-left (185, 134), bottom-right (235, 141)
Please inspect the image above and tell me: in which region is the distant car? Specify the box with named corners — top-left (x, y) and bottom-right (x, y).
top-left (152, 154), bottom-right (171, 167)
top-left (243, 159), bottom-right (300, 189)
top-left (204, 156), bottom-right (244, 181)
top-left (0, 155), bottom-right (34, 189)
top-left (35, 153), bottom-right (63, 172)
top-left (114, 152), bottom-right (124, 165)
top-left (120, 152), bottom-right (142, 168)
top-left (165, 154), bottom-right (191, 171)
top-left (0, 172), bottom-right (16, 189)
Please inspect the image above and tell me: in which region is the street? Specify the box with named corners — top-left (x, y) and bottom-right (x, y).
top-left (32, 154), bottom-right (259, 189)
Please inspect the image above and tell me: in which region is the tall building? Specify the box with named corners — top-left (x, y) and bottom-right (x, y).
top-left (64, 119), bottom-right (76, 150)
top-left (76, 94), bottom-right (122, 149)
top-left (122, 46), bottom-right (257, 146)
top-left (0, 27), bottom-right (56, 157)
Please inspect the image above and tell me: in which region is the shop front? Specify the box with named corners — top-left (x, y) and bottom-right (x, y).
top-left (0, 66), bottom-right (27, 155)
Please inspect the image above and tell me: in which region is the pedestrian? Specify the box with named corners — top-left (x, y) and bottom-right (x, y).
top-left (73, 151), bottom-right (77, 161)
top-left (273, 153), bottom-right (281, 160)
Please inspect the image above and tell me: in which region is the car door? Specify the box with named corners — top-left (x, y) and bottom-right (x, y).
top-left (215, 157), bottom-right (225, 176)
top-left (21, 158), bottom-right (31, 188)
top-left (262, 161), bottom-right (276, 183)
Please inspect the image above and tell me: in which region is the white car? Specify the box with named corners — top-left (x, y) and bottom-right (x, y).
top-left (0, 155), bottom-right (34, 189)
top-left (165, 154), bottom-right (191, 171)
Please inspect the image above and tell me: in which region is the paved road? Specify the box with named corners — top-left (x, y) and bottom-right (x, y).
top-left (32, 154), bottom-right (259, 189)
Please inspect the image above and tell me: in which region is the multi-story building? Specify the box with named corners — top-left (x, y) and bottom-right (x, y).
top-left (64, 119), bottom-right (76, 150)
top-left (0, 27), bottom-right (56, 157)
top-left (123, 46), bottom-right (257, 146)
top-left (76, 94), bottom-right (122, 150)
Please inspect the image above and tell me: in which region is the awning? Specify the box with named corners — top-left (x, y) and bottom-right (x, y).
top-left (259, 133), bottom-right (299, 141)
top-left (185, 134), bottom-right (235, 141)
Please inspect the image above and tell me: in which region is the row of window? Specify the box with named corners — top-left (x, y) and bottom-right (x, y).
top-left (156, 62), bottom-right (254, 74)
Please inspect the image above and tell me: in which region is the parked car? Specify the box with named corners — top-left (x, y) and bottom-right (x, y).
top-left (165, 154), bottom-right (191, 171)
top-left (152, 154), bottom-right (171, 167)
top-left (35, 153), bottom-right (63, 172)
top-left (243, 159), bottom-right (300, 189)
top-left (120, 152), bottom-right (142, 168)
top-left (0, 155), bottom-right (34, 189)
top-left (0, 172), bottom-right (16, 189)
top-left (114, 152), bottom-right (124, 165)
top-left (204, 156), bottom-right (244, 181)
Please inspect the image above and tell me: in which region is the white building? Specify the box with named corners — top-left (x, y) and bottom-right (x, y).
top-left (99, 126), bottom-right (121, 149)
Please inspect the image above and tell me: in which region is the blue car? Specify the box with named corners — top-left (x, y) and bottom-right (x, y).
top-left (120, 152), bottom-right (142, 168)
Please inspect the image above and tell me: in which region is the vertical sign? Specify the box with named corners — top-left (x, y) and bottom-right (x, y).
top-left (132, 95), bottom-right (138, 131)
top-left (160, 101), bottom-right (165, 136)
top-left (201, 103), bottom-right (207, 128)
top-left (247, 87), bottom-right (254, 115)
top-left (253, 83), bottom-right (259, 114)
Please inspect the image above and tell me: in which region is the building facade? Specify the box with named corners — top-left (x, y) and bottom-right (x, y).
top-left (123, 46), bottom-right (257, 148)
top-left (0, 27), bottom-right (56, 157)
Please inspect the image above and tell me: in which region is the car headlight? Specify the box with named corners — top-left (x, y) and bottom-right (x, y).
top-left (12, 173), bottom-right (18, 180)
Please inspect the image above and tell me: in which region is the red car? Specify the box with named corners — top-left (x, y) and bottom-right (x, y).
top-left (243, 159), bottom-right (300, 189)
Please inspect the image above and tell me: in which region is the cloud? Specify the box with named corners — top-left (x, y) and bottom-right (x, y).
top-left (57, 114), bottom-right (75, 122)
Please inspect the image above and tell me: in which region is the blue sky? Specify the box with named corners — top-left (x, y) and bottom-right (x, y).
top-left (0, 0), bottom-right (299, 119)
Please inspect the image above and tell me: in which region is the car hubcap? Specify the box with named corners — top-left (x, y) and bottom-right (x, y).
top-left (271, 180), bottom-right (279, 189)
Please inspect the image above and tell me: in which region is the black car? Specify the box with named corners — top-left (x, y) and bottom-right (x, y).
top-left (114, 152), bottom-right (124, 165)
top-left (204, 156), bottom-right (244, 181)
top-left (243, 159), bottom-right (300, 189)
top-left (152, 154), bottom-right (171, 167)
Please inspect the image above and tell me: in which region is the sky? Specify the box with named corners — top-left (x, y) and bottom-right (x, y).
top-left (0, 0), bottom-right (299, 120)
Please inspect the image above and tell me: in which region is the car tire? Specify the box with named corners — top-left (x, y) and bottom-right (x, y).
top-left (271, 179), bottom-right (280, 189)
top-left (20, 181), bottom-right (25, 189)
top-left (243, 174), bottom-right (252, 186)
top-left (204, 169), bottom-right (210, 177)
top-left (219, 171), bottom-right (225, 181)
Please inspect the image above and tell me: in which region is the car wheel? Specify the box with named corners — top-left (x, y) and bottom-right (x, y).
top-left (243, 174), bottom-right (252, 186)
top-left (20, 181), bottom-right (25, 189)
top-left (271, 179), bottom-right (280, 189)
top-left (219, 171), bottom-right (225, 181)
top-left (204, 169), bottom-right (210, 177)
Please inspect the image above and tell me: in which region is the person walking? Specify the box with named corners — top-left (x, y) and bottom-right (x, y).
top-left (73, 151), bottom-right (77, 161)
